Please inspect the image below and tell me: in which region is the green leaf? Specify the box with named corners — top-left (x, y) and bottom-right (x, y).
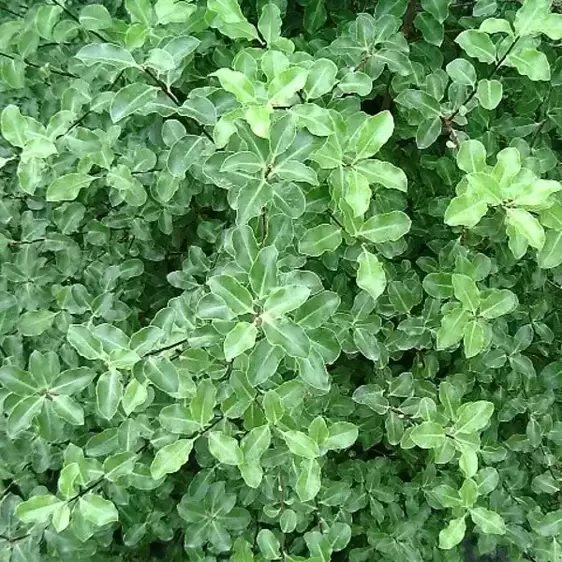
top-left (16, 495), bottom-right (62, 524)
top-left (507, 48), bottom-right (551, 81)
top-left (8, 395), bottom-right (44, 437)
top-left (190, 379), bottom-right (216, 426)
top-left (506, 208), bottom-right (545, 249)
top-left (410, 421), bottom-right (446, 449)
top-left (241, 425), bottom-right (271, 460)
top-left (224, 321), bottom-right (258, 361)
top-left (446, 58), bottom-right (476, 86)
top-left (249, 246), bottom-right (278, 298)
top-left (262, 316), bottom-right (311, 358)
top-left (150, 439), bottom-right (193, 479)
top-left (299, 224), bottom-right (342, 256)
top-left (110, 84), bottom-right (158, 123)
top-left (476, 79), bottom-right (503, 110)
top-left (457, 140), bottom-right (486, 173)
top-left (360, 211), bottom-right (411, 243)
top-left (470, 507), bottom-right (506, 535)
top-left (96, 370), bottom-right (123, 421)
top-left (416, 116), bottom-right (442, 149)
top-left (479, 289), bottom-right (518, 318)
top-left (144, 356), bottom-right (179, 395)
top-left (455, 30), bottom-right (496, 63)
top-left (437, 308), bottom-right (471, 350)
top-left (208, 275), bottom-right (254, 315)
top-left (535, 510), bottom-right (562, 537)
top-left (46, 173), bottom-right (94, 201)
top-left (453, 401), bottom-right (494, 434)
top-left (1, 104), bottom-right (28, 148)
top-left (304, 58), bottom-right (338, 99)
top-left (463, 318), bottom-right (487, 358)
top-left (356, 250), bottom-right (386, 302)
top-left (354, 159), bottom-right (408, 191)
top-left (452, 273), bottom-right (480, 312)
top-left (354, 111), bottom-right (394, 161)
top-left (52, 395), bottom-right (84, 425)
top-left (325, 422), bottom-right (358, 450)
top-left (247, 339), bottom-right (284, 386)
top-left (213, 68), bottom-right (256, 104)
top-left (258, 3), bottom-right (282, 43)
top-left (79, 494), bottom-right (119, 527)
top-left (0, 365), bottom-right (38, 395)
top-left (257, 529), bottom-right (281, 560)
top-left (444, 192), bottom-right (488, 227)
top-left (208, 431), bottom-right (244, 465)
top-left (79, 5), bottom-right (113, 30)
top-left (263, 285), bottom-right (310, 317)
top-left (538, 230), bottom-right (562, 269)
top-left (295, 458), bottom-right (322, 502)
top-left (282, 430), bottom-right (320, 458)
top-left (294, 291), bottom-right (340, 328)
top-left (76, 43), bottom-right (138, 70)
top-left (439, 517), bottom-right (466, 550)
top-left (268, 67), bottom-right (308, 106)
top-left (17, 310), bottom-right (56, 336)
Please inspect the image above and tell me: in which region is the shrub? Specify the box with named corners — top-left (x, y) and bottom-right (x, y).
top-left (1, 0), bottom-right (562, 560)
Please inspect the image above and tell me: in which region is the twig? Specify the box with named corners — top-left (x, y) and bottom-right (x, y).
top-left (0, 50), bottom-right (77, 78)
top-left (0, 3), bottom-right (24, 18)
top-left (145, 337), bottom-right (189, 357)
top-left (449, 36), bottom-right (521, 121)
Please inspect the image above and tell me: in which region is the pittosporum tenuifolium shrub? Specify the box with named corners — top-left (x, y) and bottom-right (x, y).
top-left (1, 0), bottom-right (562, 560)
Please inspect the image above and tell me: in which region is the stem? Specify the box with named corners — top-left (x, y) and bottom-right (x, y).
top-left (0, 51), bottom-right (77, 78)
top-left (449, 35), bottom-right (521, 121)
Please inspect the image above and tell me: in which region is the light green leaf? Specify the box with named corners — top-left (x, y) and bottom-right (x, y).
top-left (356, 250), bottom-right (386, 302)
top-left (110, 84), bottom-right (158, 123)
top-left (294, 290), bottom-right (340, 328)
top-left (439, 517), bottom-right (466, 550)
top-left (479, 289), bottom-right (518, 318)
top-left (444, 192), bottom-right (488, 227)
top-left (241, 425), bottom-right (271, 460)
top-left (1, 105), bottom-right (28, 148)
top-left (354, 110), bottom-right (394, 161)
top-left (249, 245), bottom-right (278, 297)
top-left (282, 430), bottom-right (320, 458)
top-left (506, 208), bottom-right (545, 249)
top-left (437, 308), bottom-right (471, 350)
top-left (8, 395), bottom-right (44, 437)
top-left (360, 211), bottom-right (411, 243)
top-left (263, 285), bottom-right (310, 317)
top-left (446, 58), bottom-right (476, 86)
top-left (213, 68), bottom-right (256, 104)
top-left (208, 431), bottom-right (244, 465)
top-left (0, 365), bottom-right (37, 395)
top-left (410, 421), bottom-right (446, 449)
top-left (17, 310), bottom-right (56, 336)
top-left (354, 159), bottom-right (408, 191)
top-left (258, 3), bottom-right (282, 44)
top-left (16, 495), bottom-right (63, 524)
top-left (470, 507), bottom-right (506, 535)
top-left (457, 140), bottom-right (486, 173)
top-left (150, 439), bottom-right (193, 479)
top-left (538, 230), bottom-right (562, 269)
top-left (476, 79), bottom-right (503, 110)
top-left (46, 173), bottom-right (94, 202)
top-left (452, 273), bottom-right (480, 312)
top-left (144, 356), bottom-right (179, 395)
top-left (96, 370), bottom-right (123, 421)
top-left (208, 275), bottom-right (254, 315)
top-left (463, 318), bottom-right (487, 358)
top-left (76, 43), bottom-right (138, 70)
top-left (325, 422), bottom-right (358, 450)
top-left (455, 30), bottom-right (496, 63)
top-left (257, 529), bottom-right (281, 560)
top-left (224, 321), bottom-right (258, 361)
top-left (268, 67), bottom-right (308, 106)
top-left (304, 58), bottom-right (338, 99)
top-left (298, 224), bottom-right (342, 256)
top-left (295, 458), bottom-right (322, 502)
top-left (507, 48), bottom-right (550, 81)
top-left (453, 401), bottom-right (494, 434)
top-left (79, 494), bottom-right (119, 527)
top-left (262, 316), bottom-right (311, 358)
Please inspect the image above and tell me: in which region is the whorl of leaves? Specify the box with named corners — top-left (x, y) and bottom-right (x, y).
top-left (1, 0), bottom-right (562, 561)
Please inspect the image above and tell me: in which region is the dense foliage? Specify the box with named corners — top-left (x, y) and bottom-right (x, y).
top-left (1, 0), bottom-right (562, 560)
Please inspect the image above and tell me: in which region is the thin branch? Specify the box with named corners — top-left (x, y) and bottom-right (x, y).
top-left (449, 36), bottom-right (521, 121)
top-left (145, 337), bottom-right (189, 357)
top-left (0, 4), bottom-right (24, 18)
top-left (0, 50), bottom-right (77, 78)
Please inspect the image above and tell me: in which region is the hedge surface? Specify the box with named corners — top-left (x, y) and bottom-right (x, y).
top-left (1, 0), bottom-right (562, 561)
